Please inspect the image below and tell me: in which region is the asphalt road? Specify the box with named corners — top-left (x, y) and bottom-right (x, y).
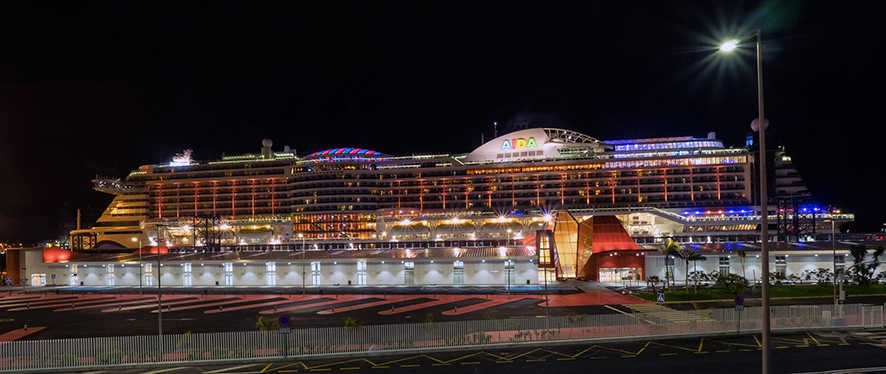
top-left (0, 294), bottom-right (619, 339)
top-left (86, 329), bottom-right (886, 374)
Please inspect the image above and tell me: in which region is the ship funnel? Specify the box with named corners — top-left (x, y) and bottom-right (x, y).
top-left (261, 139), bottom-right (273, 159)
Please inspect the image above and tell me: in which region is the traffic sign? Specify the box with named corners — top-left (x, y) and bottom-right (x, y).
top-left (278, 315), bottom-right (290, 326)
top-left (735, 304), bottom-right (744, 311)
top-left (279, 327), bottom-right (291, 334)
top-left (735, 295), bottom-right (744, 306)
top-left (656, 293), bottom-right (665, 304)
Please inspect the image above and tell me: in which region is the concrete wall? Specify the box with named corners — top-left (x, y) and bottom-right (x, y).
top-left (60, 259), bottom-right (538, 288)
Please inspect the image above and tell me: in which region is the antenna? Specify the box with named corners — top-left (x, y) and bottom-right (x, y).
top-left (481, 132), bottom-right (484, 145)
top-left (493, 121), bottom-right (498, 138)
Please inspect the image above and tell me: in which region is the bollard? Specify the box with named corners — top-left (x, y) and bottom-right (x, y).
top-left (23, 324), bottom-right (27, 332)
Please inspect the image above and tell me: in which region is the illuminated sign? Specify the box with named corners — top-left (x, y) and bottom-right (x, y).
top-left (501, 137), bottom-right (537, 151)
top-left (170, 149), bottom-right (194, 167)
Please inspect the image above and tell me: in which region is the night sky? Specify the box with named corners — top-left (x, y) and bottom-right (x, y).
top-left (1, 1), bottom-right (884, 243)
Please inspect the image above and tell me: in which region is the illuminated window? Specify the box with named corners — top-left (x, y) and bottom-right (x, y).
top-left (311, 262), bottom-right (321, 285)
top-left (266, 262), bottom-right (276, 286)
top-left (356, 261), bottom-right (367, 285)
top-left (183, 263), bottom-right (192, 287)
top-left (453, 261), bottom-right (464, 285)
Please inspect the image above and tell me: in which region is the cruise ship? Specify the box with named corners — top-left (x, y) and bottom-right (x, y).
top-left (37, 127), bottom-right (852, 286)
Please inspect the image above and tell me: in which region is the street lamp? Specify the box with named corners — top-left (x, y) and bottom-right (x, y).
top-left (299, 233), bottom-right (306, 295)
top-left (719, 29), bottom-right (770, 373)
top-left (131, 237), bottom-right (141, 288)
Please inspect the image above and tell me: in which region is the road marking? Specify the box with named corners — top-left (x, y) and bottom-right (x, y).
top-left (659, 353), bottom-right (678, 356)
top-left (620, 355), bottom-right (636, 358)
top-left (753, 335), bottom-right (762, 348)
top-left (738, 348), bottom-right (752, 352)
top-left (370, 366), bottom-right (390, 369)
top-left (603, 304), bottom-right (633, 317)
top-left (400, 364), bottom-right (420, 368)
top-left (526, 359), bottom-right (546, 362)
top-left (142, 367), bottom-right (188, 374)
top-left (793, 366), bottom-right (886, 374)
top-left (206, 364), bottom-right (261, 373)
top-left (557, 358), bottom-right (576, 361)
top-left (340, 367), bottom-right (360, 371)
top-left (698, 338), bottom-right (704, 352)
top-left (693, 351), bottom-right (709, 354)
top-left (460, 362), bottom-right (480, 365)
top-left (261, 363), bottom-right (273, 372)
top-left (269, 363), bottom-right (305, 372)
top-left (495, 361), bottom-right (513, 363)
top-left (807, 332), bottom-right (822, 346)
top-left (309, 369), bottom-right (331, 372)
top-left (715, 349), bottom-right (730, 353)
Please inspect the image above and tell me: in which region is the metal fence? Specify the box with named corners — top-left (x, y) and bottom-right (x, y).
top-left (1, 303), bottom-right (881, 372)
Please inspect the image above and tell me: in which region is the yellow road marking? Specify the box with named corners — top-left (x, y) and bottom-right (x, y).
top-left (557, 358), bottom-right (576, 361)
top-left (205, 365), bottom-right (262, 374)
top-left (309, 369), bottom-right (331, 372)
top-left (659, 353), bottom-right (678, 356)
top-left (370, 366), bottom-right (389, 369)
top-left (753, 335), bottom-right (762, 348)
top-left (715, 350), bottom-right (730, 353)
top-left (738, 348), bottom-right (752, 352)
top-left (693, 351), bottom-right (709, 354)
top-left (526, 359), bottom-right (546, 362)
top-left (807, 332), bottom-right (822, 346)
top-left (269, 363), bottom-right (305, 372)
top-left (698, 338), bottom-right (704, 352)
top-left (495, 361), bottom-right (513, 363)
top-left (650, 341), bottom-right (698, 353)
top-left (460, 362), bottom-right (481, 365)
top-left (400, 364), bottom-right (420, 368)
top-left (431, 363), bottom-right (450, 366)
top-left (506, 348), bottom-right (543, 360)
top-left (620, 355), bottom-right (636, 358)
top-left (261, 363), bottom-right (273, 373)
top-left (775, 346), bottom-right (790, 349)
top-left (340, 368), bottom-right (360, 371)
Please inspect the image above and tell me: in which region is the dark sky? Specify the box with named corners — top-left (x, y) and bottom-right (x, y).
top-left (1, 1), bottom-right (884, 243)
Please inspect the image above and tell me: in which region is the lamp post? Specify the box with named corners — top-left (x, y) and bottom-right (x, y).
top-left (832, 218), bottom-right (837, 310)
top-left (299, 233), bottom-right (305, 295)
top-left (720, 29), bottom-right (770, 373)
top-left (131, 237), bottom-right (141, 288)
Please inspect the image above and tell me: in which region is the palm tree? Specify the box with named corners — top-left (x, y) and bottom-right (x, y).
top-left (662, 239), bottom-right (682, 288)
top-left (664, 239), bottom-right (705, 290)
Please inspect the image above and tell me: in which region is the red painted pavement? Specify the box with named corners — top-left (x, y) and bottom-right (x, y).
top-left (5, 296), bottom-right (119, 311)
top-left (203, 295), bottom-right (328, 314)
top-left (377, 295), bottom-right (470, 315)
top-left (57, 295), bottom-right (196, 312)
top-left (541, 292), bottom-right (647, 307)
top-left (106, 296), bottom-right (223, 312)
top-left (0, 327), bottom-right (46, 342)
top-left (442, 296), bottom-right (539, 316)
top-left (152, 295), bottom-right (280, 313)
top-left (316, 295), bottom-right (419, 315)
top-left (259, 295), bottom-right (368, 315)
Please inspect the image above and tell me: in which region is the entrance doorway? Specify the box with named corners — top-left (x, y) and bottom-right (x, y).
top-left (599, 267), bottom-right (641, 282)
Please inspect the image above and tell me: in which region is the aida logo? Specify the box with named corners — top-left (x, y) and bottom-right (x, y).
top-left (501, 137), bottom-right (537, 151)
